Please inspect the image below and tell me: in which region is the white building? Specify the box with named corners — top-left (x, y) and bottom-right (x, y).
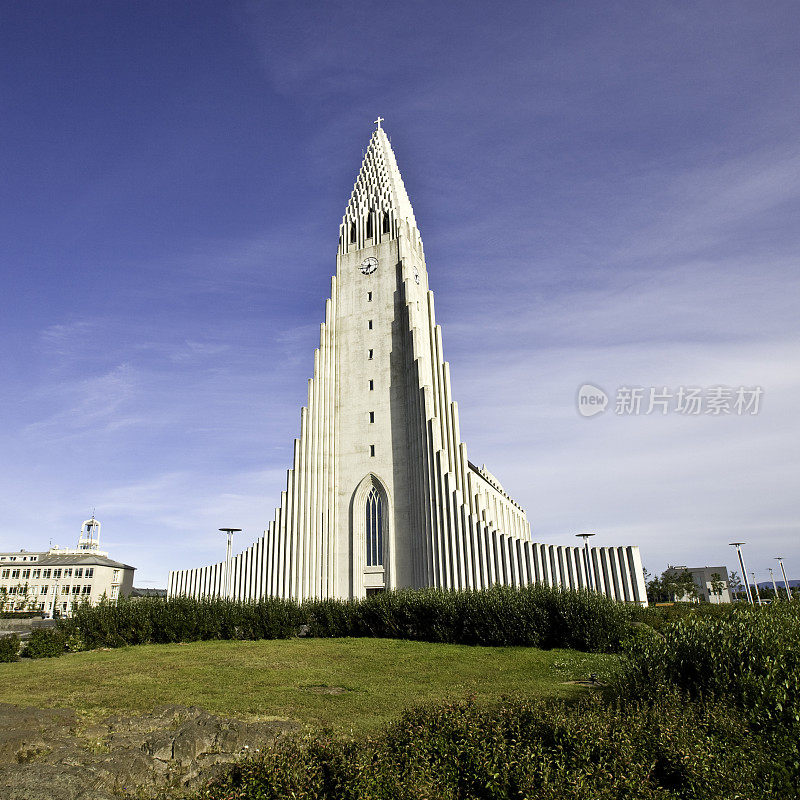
top-left (0, 517), bottom-right (135, 616)
top-left (169, 122), bottom-right (647, 605)
top-left (664, 565), bottom-right (731, 604)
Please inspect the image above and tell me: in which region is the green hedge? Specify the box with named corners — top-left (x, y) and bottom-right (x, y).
top-left (194, 693), bottom-right (791, 800)
top-left (617, 602), bottom-right (800, 748)
top-left (23, 628), bottom-right (67, 659)
top-left (0, 634), bottom-right (20, 662)
top-left (60, 585), bottom-right (632, 653)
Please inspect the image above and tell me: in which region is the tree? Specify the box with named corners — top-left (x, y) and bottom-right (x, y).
top-left (674, 569), bottom-right (699, 602)
top-left (728, 571), bottom-right (744, 601)
top-left (709, 572), bottom-right (726, 602)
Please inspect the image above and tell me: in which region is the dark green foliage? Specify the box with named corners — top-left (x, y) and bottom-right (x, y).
top-left (0, 634), bottom-right (20, 662)
top-left (23, 628), bottom-right (66, 659)
top-left (60, 595), bottom-right (305, 649)
top-left (630, 599), bottom-right (735, 633)
top-left (60, 585), bottom-right (632, 653)
top-left (195, 693), bottom-right (790, 800)
top-left (617, 601), bottom-right (800, 768)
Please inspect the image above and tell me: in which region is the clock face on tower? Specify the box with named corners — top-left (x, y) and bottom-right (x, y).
top-left (360, 257), bottom-right (378, 275)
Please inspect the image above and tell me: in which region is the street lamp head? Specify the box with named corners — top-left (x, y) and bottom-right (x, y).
top-left (729, 542), bottom-right (746, 547)
top-left (576, 532), bottom-right (596, 540)
top-left (219, 528), bottom-right (242, 534)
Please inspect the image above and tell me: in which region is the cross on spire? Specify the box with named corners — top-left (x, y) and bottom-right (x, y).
top-left (374, 116), bottom-right (384, 129)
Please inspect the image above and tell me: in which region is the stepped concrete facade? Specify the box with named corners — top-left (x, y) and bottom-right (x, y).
top-left (169, 123), bottom-right (647, 605)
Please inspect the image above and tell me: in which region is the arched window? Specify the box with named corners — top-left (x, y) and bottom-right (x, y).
top-left (366, 210), bottom-right (374, 239)
top-left (365, 487), bottom-right (383, 566)
top-left (382, 212), bottom-right (390, 233)
top-left (350, 222), bottom-right (357, 243)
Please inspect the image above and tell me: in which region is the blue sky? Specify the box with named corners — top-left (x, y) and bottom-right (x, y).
top-left (1, 1), bottom-right (798, 587)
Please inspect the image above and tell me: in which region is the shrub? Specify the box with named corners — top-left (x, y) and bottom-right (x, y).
top-left (0, 634), bottom-right (20, 662)
top-left (61, 595), bottom-right (305, 649)
top-left (196, 693), bottom-right (792, 800)
top-left (617, 601), bottom-right (800, 780)
top-left (62, 585), bottom-right (634, 653)
top-left (23, 628), bottom-right (67, 659)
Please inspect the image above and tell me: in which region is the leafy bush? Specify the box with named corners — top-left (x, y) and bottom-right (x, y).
top-left (61, 585), bottom-right (633, 653)
top-left (617, 601), bottom-right (800, 780)
top-left (0, 634), bottom-right (20, 662)
top-left (23, 628), bottom-right (66, 659)
top-left (195, 693), bottom-right (791, 800)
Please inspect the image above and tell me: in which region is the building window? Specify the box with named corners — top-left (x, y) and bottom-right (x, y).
top-left (350, 222), bottom-right (356, 243)
top-left (53, 569), bottom-right (61, 579)
top-left (74, 568), bottom-right (83, 578)
top-left (382, 212), bottom-right (390, 234)
top-left (110, 586), bottom-right (119, 600)
top-left (366, 211), bottom-right (373, 239)
top-left (82, 585), bottom-right (91, 594)
top-left (0, 570), bottom-right (8, 579)
top-left (32, 569), bottom-right (40, 578)
top-left (369, 411), bottom-right (375, 423)
top-left (85, 568), bottom-right (93, 578)
top-left (112, 569), bottom-right (120, 582)
top-left (22, 569), bottom-right (30, 579)
top-left (367, 292), bottom-right (372, 301)
top-left (40, 586), bottom-right (48, 594)
top-left (368, 319), bottom-right (373, 330)
top-left (368, 349), bottom-right (373, 359)
top-left (370, 444), bottom-right (375, 457)
top-left (71, 585), bottom-right (80, 594)
top-left (11, 570), bottom-right (19, 579)
top-left (64, 568), bottom-right (72, 577)
top-left (365, 487), bottom-right (384, 567)
top-left (42, 569), bottom-right (51, 578)
top-left (369, 380), bottom-right (374, 390)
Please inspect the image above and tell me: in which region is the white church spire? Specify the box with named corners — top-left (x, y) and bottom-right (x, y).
top-left (340, 121), bottom-right (418, 254)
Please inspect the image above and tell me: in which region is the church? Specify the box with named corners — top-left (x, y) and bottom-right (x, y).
top-left (169, 122), bottom-right (647, 605)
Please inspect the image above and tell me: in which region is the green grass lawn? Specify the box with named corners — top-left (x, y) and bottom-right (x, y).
top-left (0, 638), bottom-right (618, 732)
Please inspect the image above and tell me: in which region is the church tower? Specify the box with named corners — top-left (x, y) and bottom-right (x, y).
top-left (169, 122), bottom-right (648, 605)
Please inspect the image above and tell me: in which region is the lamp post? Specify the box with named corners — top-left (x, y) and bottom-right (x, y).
top-left (218, 528), bottom-right (241, 599)
top-left (768, 568), bottom-right (780, 602)
top-left (575, 533), bottom-right (596, 591)
top-left (776, 557), bottom-right (791, 601)
top-left (729, 543), bottom-right (753, 604)
top-left (751, 572), bottom-right (762, 606)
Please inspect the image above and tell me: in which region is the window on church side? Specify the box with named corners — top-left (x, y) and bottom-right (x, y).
top-left (369, 411), bottom-right (374, 423)
top-left (367, 292), bottom-right (372, 302)
top-left (369, 379), bottom-right (374, 390)
top-left (365, 487), bottom-right (383, 566)
top-left (382, 213), bottom-right (390, 234)
top-left (368, 349), bottom-right (373, 359)
top-left (366, 211), bottom-right (373, 239)
top-left (350, 222), bottom-right (357, 243)
top-left (370, 445), bottom-right (375, 457)
top-left (368, 319), bottom-right (372, 329)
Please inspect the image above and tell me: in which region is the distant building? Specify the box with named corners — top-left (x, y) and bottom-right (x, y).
top-left (0, 517), bottom-right (135, 616)
top-left (665, 565), bottom-right (731, 603)
top-left (130, 587), bottom-right (167, 599)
